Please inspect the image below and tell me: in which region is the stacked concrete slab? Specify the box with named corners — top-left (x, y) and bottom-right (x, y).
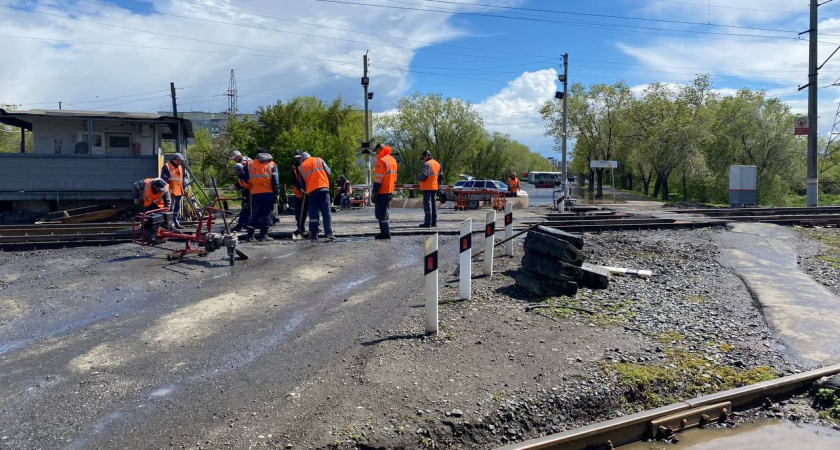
top-left (515, 226), bottom-right (609, 297)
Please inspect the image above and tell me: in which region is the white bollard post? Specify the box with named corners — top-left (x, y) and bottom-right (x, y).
top-left (484, 210), bottom-right (496, 277)
top-left (504, 202), bottom-right (513, 257)
top-left (424, 233), bottom-right (439, 335)
top-left (459, 219), bottom-right (472, 300)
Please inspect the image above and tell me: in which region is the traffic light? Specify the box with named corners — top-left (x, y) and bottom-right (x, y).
top-left (555, 91), bottom-right (564, 100)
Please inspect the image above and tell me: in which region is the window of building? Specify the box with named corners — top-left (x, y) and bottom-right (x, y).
top-left (106, 133), bottom-right (132, 156)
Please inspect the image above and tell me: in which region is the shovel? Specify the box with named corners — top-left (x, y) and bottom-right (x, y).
top-left (292, 193), bottom-right (307, 240)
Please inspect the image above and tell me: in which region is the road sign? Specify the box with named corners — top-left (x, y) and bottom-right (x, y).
top-left (795, 116), bottom-right (808, 136)
top-left (590, 160), bottom-right (617, 169)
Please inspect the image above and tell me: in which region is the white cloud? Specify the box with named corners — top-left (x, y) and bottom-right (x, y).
top-left (0, 0), bottom-right (519, 113)
top-left (474, 68), bottom-right (558, 155)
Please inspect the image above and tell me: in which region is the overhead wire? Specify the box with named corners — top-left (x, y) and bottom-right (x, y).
top-left (416, 0), bottom-right (808, 35)
top-left (306, 0), bottom-right (819, 42)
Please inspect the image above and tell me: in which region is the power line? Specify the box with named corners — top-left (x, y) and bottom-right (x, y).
top-left (77, 0), bottom-right (558, 63)
top-left (417, 0), bottom-right (806, 35)
top-left (307, 0), bottom-right (818, 42)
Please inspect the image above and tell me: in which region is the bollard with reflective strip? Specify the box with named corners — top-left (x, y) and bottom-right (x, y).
top-left (459, 219), bottom-right (472, 300)
top-left (504, 202), bottom-right (513, 257)
top-left (424, 234), bottom-right (439, 334)
top-left (484, 210), bottom-right (496, 277)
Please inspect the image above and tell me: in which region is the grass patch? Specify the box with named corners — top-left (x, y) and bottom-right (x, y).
top-left (655, 331), bottom-right (684, 344)
top-left (687, 294), bottom-right (706, 303)
top-left (816, 388), bottom-right (840, 422)
top-left (605, 348), bottom-right (777, 411)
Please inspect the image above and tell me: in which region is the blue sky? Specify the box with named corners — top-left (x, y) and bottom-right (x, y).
top-left (3, 0), bottom-right (840, 157)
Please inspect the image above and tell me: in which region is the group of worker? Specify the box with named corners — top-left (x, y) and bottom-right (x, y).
top-left (133, 145), bottom-right (445, 242)
top-left (132, 152), bottom-right (186, 229)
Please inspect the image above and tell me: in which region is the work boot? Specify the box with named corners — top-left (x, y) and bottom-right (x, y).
top-left (418, 223), bottom-right (431, 228)
top-left (230, 224), bottom-right (242, 233)
top-left (325, 235), bottom-right (336, 241)
top-left (374, 233), bottom-right (391, 240)
top-left (173, 222), bottom-right (184, 230)
top-left (246, 227), bottom-right (256, 242)
top-left (431, 223), bottom-right (437, 227)
top-left (257, 235), bottom-right (273, 242)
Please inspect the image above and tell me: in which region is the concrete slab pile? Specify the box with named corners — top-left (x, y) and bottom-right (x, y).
top-left (515, 226), bottom-right (609, 297)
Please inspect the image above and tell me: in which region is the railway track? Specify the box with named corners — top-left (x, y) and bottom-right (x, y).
top-left (500, 364), bottom-right (840, 450)
top-left (0, 223), bottom-right (134, 250)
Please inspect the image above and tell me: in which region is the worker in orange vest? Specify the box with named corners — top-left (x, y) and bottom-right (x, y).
top-left (297, 152), bottom-right (334, 241)
top-left (415, 150), bottom-right (442, 228)
top-left (507, 172), bottom-right (520, 197)
top-left (239, 149), bottom-right (280, 242)
top-left (230, 163), bottom-right (250, 233)
top-left (132, 178), bottom-right (171, 212)
top-left (291, 150), bottom-right (309, 237)
top-left (372, 144), bottom-right (398, 239)
top-left (161, 153), bottom-right (186, 229)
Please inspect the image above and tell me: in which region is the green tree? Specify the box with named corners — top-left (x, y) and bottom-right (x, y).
top-left (375, 92), bottom-right (485, 184)
top-left (541, 82), bottom-right (634, 198)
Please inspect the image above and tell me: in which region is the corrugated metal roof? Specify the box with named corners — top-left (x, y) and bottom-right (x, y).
top-left (0, 108), bottom-right (194, 138)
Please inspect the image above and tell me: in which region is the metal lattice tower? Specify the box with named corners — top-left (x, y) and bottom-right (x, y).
top-left (226, 69), bottom-right (238, 118)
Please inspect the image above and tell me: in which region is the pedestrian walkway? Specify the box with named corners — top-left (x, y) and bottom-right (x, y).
top-left (715, 223), bottom-right (840, 366)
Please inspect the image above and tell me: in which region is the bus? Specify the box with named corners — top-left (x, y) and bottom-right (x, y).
top-left (527, 171), bottom-right (563, 188)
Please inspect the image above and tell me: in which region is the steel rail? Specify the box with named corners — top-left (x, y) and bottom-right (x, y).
top-left (499, 363), bottom-right (840, 450)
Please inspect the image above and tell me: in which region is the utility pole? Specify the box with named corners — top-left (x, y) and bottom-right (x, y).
top-left (58, 101), bottom-right (62, 110)
top-left (807, 0), bottom-right (819, 207)
top-left (561, 53), bottom-right (569, 212)
top-left (362, 52), bottom-right (372, 191)
top-left (170, 82), bottom-right (181, 154)
top-left (554, 54), bottom-right (569, 212)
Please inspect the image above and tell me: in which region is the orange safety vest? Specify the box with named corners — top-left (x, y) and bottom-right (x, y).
top-left (419, 159), bottom-right (441, 191)
top-left (143, 178), bottom-right (168, 209)
top-left (373, 154), bottom-right (398, 194)
top-left (291, 164), bottom-right (303, 198)
top-left (298, 157), bottom-right (330, 192)
top-left (164, 161), bottom-right (184, 196)
top-left (508, 177), bottom-right (520, 193)
top-left (248, 159), bottom-right (276, 194)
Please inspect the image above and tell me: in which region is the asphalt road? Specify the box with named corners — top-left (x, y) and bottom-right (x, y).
top-left (0, 237), bottom-right (439, 449)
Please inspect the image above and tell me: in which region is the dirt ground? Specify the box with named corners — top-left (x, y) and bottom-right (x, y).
top-left (256, 229), bottom-right (807, 449)
top-left (2, 217), bottom-right (838, 450)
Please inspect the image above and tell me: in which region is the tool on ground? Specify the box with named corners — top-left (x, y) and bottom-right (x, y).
top-left (132, 179), bottom-right (247, 266)
top-left (292, 192), bottom-right (307, 240)
top-left (600, 265), bottom-right (653, 278)
top-left (450, 221), bottom-right (546, 276)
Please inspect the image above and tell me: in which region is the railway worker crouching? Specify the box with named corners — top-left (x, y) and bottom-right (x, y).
top-left (297, 152), bottom-right (335, 241)
top-left (133, 178), bottom-right (171, 213)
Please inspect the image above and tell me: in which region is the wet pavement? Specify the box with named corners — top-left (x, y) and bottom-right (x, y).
top-left (624, 419), bottom-right (840, 449)
top-left (714, 223), bottom-right (840, 366)
top-left (0, 235), bottom-right (456, 448)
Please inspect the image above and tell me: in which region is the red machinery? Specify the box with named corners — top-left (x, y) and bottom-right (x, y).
top-left (132, 197), bottom-right (247, 266)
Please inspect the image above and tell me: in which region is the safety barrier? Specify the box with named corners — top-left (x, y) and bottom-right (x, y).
top-left (421, 203), bottom-right (515, 334)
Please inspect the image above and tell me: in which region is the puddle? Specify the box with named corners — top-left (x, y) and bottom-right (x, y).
top-left (624, 419), bottom-right (840, 449)
top-left (714, 223), bottom-right (840, 365)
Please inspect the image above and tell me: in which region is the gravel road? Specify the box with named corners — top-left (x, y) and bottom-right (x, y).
top-left (1, 224), bottom-right (835, 449)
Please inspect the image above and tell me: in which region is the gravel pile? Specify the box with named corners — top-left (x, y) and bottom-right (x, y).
top-left (389, 228), bottom-right (803, 448)
top-left (796, 226), bottom-right (840, 296)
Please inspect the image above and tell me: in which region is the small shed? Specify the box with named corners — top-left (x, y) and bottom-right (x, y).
top-left (0, 109), bottom-right (193, 208)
